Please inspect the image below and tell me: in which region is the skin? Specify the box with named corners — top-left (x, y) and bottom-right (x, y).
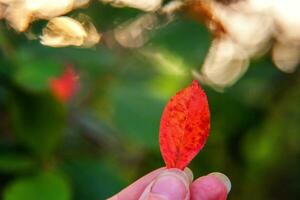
top-left (108, 168), bottom-right (231, 200)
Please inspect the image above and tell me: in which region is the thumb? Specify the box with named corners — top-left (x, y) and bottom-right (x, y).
top-left (139, 168), bottom-right (193, 200)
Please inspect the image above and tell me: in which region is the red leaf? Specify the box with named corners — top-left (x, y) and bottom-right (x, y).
top-left (159, 80), bottom-right (210, 170)
top-left (49, 65), bottom-right (79, 102)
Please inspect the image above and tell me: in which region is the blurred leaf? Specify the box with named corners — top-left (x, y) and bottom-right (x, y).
top-left (229, 58), bottom-right (282, 107)
top-left (111, 83), bottom-right (164, 149)
top-left (244, 77), bottom-right (300, 168)
top-left (140, 48), bottom-right (190, 99)
top-left (3, 172), bottom-right (71, 200)
top-left (150, 19), bottom-right (211, 69)
top-left (63, 160), bottom-right (125, 200)
top-left (14, 50), bottom-right (62, 92)
top-left (0, 154), bottom-right (36, 173)
top-left (9, 92), bottom-right (66, 158)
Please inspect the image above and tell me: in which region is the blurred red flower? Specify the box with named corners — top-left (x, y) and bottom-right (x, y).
top-left (49, 65), bottom-right (79, 102)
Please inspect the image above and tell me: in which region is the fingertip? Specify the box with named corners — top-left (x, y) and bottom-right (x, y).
top-left (190, 173), bottom-right (230, 200)
top-left (209, 172), bottom-right (231, 193)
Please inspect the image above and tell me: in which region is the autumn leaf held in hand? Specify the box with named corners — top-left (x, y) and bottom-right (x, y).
top-left (49, 65), bottom-right (79, 102)
top-left (159, 80), bottom-right (210, 170)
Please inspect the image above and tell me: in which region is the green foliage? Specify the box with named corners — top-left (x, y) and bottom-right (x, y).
top-left (111, 82), bottom-right (164, 149)
top-left (63, 160), bottom-right (124, 200)
top-left (3, 172), bottom-right (71, 200)
top-left (0, 154), bottom-right (36, 173)
top-left (13, 51), bottom-right (62, 92)
top-left (9, 92), bottom-right (66, 158)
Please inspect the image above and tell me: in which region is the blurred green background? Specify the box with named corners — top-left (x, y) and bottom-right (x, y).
top-left (1, 2), bottom-right (300, 200)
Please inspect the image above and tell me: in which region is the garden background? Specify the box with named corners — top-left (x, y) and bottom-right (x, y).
top-left (1, 1), bottom-right (300, 200)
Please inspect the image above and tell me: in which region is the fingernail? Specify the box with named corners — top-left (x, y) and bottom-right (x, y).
top-left (209, 172), bottom-right (231, 193)
top-left (149, 169), bottom-right (190, 200)
top-left (184, 167), bottom-right (194, 183)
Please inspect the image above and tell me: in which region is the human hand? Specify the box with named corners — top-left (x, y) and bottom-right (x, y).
top-left (108, 167), bottom-right (231, 200)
